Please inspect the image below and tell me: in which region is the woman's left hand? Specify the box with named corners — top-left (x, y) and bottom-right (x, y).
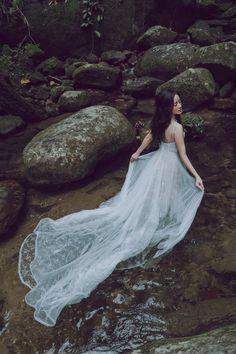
top-left (195, 176), bottom-right (204, 191)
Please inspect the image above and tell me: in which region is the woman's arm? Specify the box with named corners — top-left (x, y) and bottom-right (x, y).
top-left (175, 124), bottom-right (204, 191)
top-left (130, 131), bottom-right (152, 161)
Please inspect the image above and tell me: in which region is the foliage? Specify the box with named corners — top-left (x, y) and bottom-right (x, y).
top-left (182, 112), bottom-right (205, 140)
top-left (0, 0), bottom-right (23, 19)
top-left (81, 0), bottom-right (104, 38)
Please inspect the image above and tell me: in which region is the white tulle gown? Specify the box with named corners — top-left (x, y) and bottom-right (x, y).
top-left (18, 129), bottom-right (204, 327)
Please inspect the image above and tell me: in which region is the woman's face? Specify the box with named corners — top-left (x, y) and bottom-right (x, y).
top-left (172, 94), bottom-right (182, 116)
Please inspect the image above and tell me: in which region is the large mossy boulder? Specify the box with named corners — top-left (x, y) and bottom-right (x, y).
top-left (135, 43), bottom-right (200, 80)
top-left (137, 25), bottom-right (178, 49)
top-left (73, 64), bottom-right (122, 90)
top-left (156, 68), bottom-right (215, 111)
top-left (23, 105), bottom-right (135, 185)
top-left (198, 41), bottom-right (236, 83)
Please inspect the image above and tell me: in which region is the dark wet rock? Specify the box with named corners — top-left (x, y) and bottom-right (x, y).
top-left (187, 20), bottom-right (216, 45)
top-left (0, 75), bottom-right (46, 122)
top-left (45, 99), bottom-right (60, 117)
top-left (198, 41), bottom-right (236, 83)
top-left (209, 98), bottom-right (236, 110)
top-left (135, 43), bottom-right (200, 81)
top-left (156, 68), bottom-right (215, 111)
top-left (23, 105), bottom-right (135, 185)
top-left (28, 71), bottom-right (47, 85)
top-left (101, 50), bottom-right (127, 64)
top-left (195, 0), bottom-right (218, 8)
top-left (137, 25), bottom-right (177, 49)
top-left (0, 180), bottom-right (25, 238)
top-left (50, 85), bottom-right (74, 103)
top-left (86, 53), bottom-right (99, 64)
top-left (58, 89), bottom-right (107, 112)
top-left (73, 63), bottom-right (122, 90)
top-left (27, 85), bottom-right (50, 101)
top-left (121, 77), bottom-right (163, 98)
top-left (65, 61), bottom-right (87, 78)
top-left (0, 115), bottom-right (26, 137)
top-left (219, 81), bottom-right (235, 98)
top-left (101, 95), bottom-right (137, 115)
top-left (36, 57), bottom-right (64, 75)
top-left (127, 324), bottom-right (236, 353)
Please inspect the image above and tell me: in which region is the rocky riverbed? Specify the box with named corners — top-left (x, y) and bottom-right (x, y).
top-left (0, 106), bottom-right (235, 353)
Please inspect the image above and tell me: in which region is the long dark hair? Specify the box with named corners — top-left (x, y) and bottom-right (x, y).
top-left (150, 89), bottom-right (182, 150)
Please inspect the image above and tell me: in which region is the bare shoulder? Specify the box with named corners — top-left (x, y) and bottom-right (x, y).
top-left (175, 122), bottom-right (184, 135)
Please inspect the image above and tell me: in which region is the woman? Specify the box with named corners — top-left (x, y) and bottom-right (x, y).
top-left (131, 89), bottom-right (204, 191)
top-left (18, 89), bottom-right (204, 327)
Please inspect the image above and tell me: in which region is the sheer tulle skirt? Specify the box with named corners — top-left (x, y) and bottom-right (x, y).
top-left (18, 142), bottom-right (204, 326)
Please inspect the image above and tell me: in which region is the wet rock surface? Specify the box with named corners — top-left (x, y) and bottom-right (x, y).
top-left (126, 324), bottom-right (236, 353)
top-left (0, 180), bottom-right (25, 239)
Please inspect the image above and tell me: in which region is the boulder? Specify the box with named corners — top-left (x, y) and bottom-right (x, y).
top-left (100, 50), bottom-right (127, 64)
top-left (73, 63), bottom-right (122, 90)
top-left (187, 20), bottom-right (216, 46)
top-left (23, 105), bottom-right (135, 185)
top-left (156, 68), bottom-right (215, 111)
top-left (0, 115), bottom-right (26, 137)
top-left (58, 90), bottom-right (107, 112)
top-left (135, 43), bottom-right (200, 80)
top-left (36, 57), bottom-right (64, 75)
top-left (121, 76), bottom-right (163, 98)
top-left (137, 25), bottom-right (177, 49)
top-left (198, 41), bottom-right (236, 83)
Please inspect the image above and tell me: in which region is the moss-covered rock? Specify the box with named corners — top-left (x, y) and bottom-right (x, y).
top-left (23, 44), bottom-right (45, 63)
top-left (187, 20), bottom-right (216, 46)
top-left (36, 57), bottom-right (64, 75)
top-left (23, 105), bottom-right (135, 185)
top-left (198, 41), bottom-right (236, 82)
top-left (121, 76), bottom-right (163, 98)
top-left (135, 43), bottom-right (200, 80)
top-left (137, 25), bottom-right (177, 49)
top-left (73, 63), bottom-right (122, 90)
top-left (57, 89), bottom-right (107, 112)
top-left (156, 68), bottom-right (215, 111)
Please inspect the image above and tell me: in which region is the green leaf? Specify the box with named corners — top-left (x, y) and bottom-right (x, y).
top-left (94, 30), bottom-right (101, 38)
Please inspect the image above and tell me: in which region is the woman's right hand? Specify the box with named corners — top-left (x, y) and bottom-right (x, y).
top-left (130, 152), bottom-right (140, 162)
top-left (195, 176), bottom-right (204, 191)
